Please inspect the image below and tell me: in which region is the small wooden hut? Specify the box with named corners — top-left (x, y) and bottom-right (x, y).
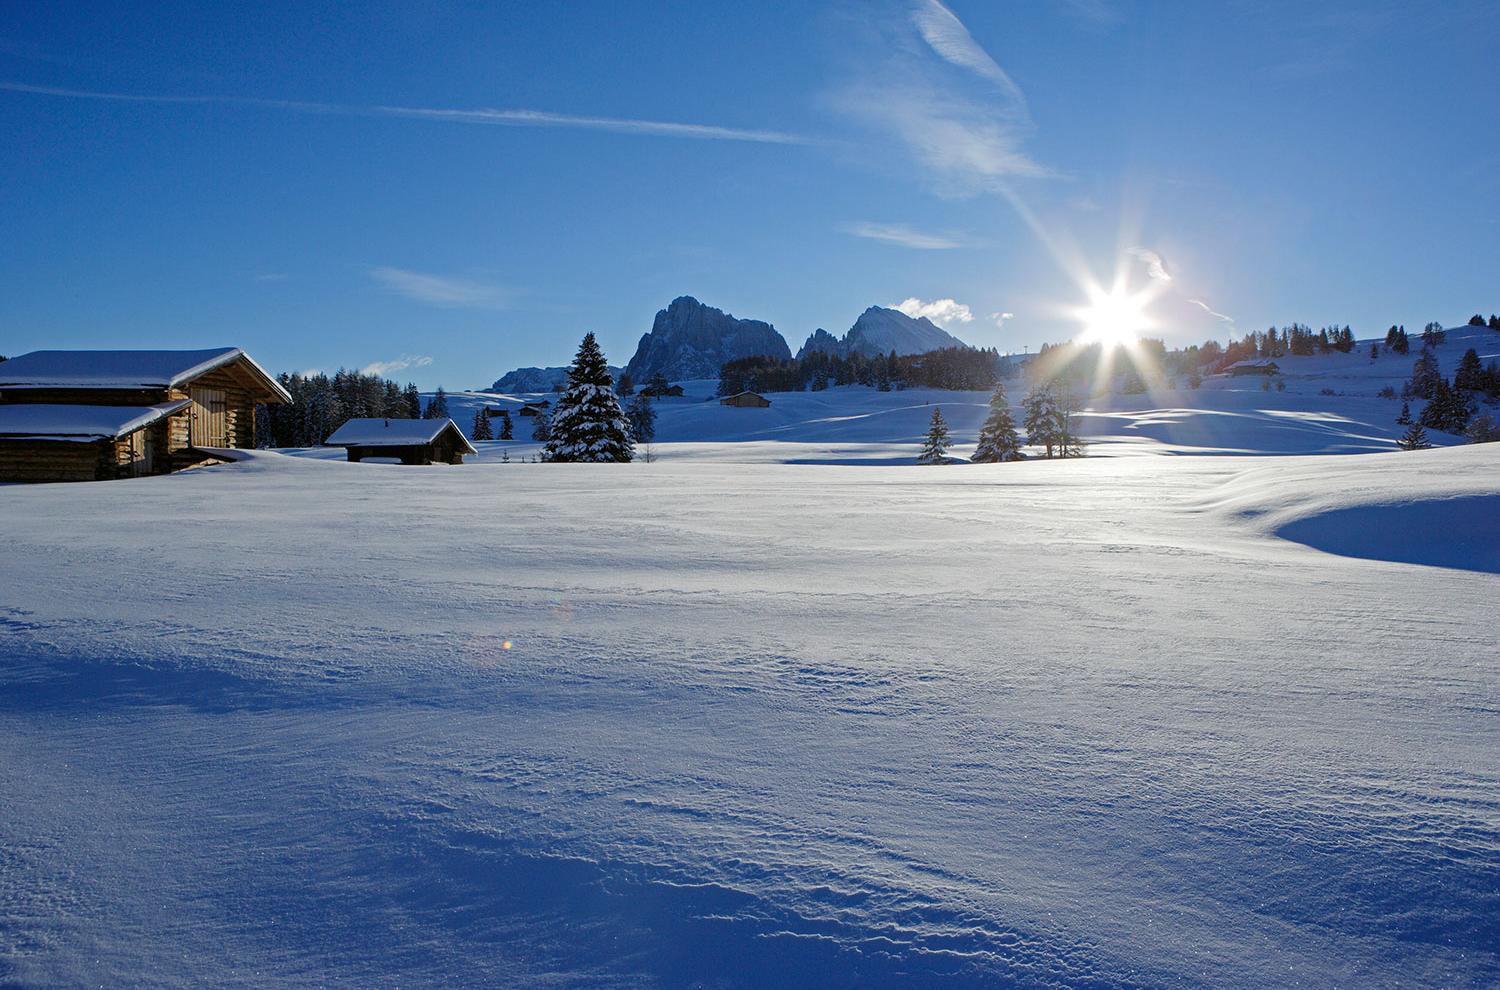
top-left (517, 400), bottom-right (551, 417)
top-left (0, 347), bottom-right (290, 482)
top-left (325, 418), bottom-right (478, 465)
top-left (719, 391), bottom-right (772, 408)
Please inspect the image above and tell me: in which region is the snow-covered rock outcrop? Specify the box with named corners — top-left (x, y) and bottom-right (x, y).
top-left (624, 296), bottom-right (791, 382)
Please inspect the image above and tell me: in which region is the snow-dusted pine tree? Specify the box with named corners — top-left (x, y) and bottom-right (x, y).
top-left (1396, 422), bottom-right (1431, 451)
top-left (498, 409), bottom-right (513, 440)
top-left (971, 384), bottom-right (1024, 463)
top-left (471, 409), bottom-right (493, 441)
top-left (918, 407), bottom-right (951, 465)
top-left (543, 333), bottom-right (634, 462)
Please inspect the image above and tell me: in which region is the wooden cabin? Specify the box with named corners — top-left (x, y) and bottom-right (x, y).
top-left (0, 347), bottom-right (290, 482)
top-left (517, 400), bottom-right (551, 417)
top-left (325, 417), bottom-right (478, 465)
top-left (719, 390), bottom-right (772, 408)
top-left (1227, 359), bottom-right (1280, 377)
top-left (640, 383), bottom-right (685, 398)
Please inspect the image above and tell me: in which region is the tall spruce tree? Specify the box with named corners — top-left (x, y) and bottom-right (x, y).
top-left (1396, 400), bottom-right (1412, 425)
top-left (472, 409), bottom-right (493, 441)
top-left (543, 333), bottom-right (634, 462)
top-left (971, 384), bottom-right (1024, 463)
top-left (403, 383), bottom-right (422, 418)
top-left (498, 409), bottom-right (514, 440)
top-left (425, 387), bottom-right (449, 420)
top-left (918, 407), bottom-right (951, 464)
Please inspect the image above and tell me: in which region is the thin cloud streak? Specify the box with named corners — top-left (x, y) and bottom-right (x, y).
top-left (911, 0), bottom-right (1029, 110)
top-left (0, 80), bottom-right (809, 145)
top-left (1129, 247), bottom-right (1173, 282)
top-left (370, 267), bottom-right (510, 309)
top-left (841, 221), bottom-right (973, 250)
top-left (1189, 298), bottom-right (1235, 324)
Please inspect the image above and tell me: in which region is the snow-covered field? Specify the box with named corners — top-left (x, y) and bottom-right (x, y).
top-left (2, 422), bottom-right (1498, 986)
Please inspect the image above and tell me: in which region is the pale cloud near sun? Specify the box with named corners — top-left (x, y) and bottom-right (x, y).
top-left (360, 354), bottom-right (434, 377)
top-left (893, 297), bottom-right (974, 326)
top-left (370, 267), bottom-right (510, 309)
top-left (841, 221), bottom-right (973, 250)
top-left (1129, 247), bottom-right (1173, 282)
top-left (991, 311), bottom-right (1015, 328)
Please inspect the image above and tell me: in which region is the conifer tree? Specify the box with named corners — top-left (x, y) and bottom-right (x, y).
top-left (424, 387), bottom-right (449, 419)
top-left (1455, 348), bottom-right (1484, 391)
top-left (1023, 384), bottom-right (1062, 458)
top-left (403, 382), bottom-right (422, 418)
top-left (531, 410), bottom-right (551, 442)
top-left (543, 333), bottom-right (634, 462)
top-left (1396, 400), bottom-right (1412, 425)
top-left (625, 393), bottom-right (656, 444)
top-left (472, 408), bottom-right (493, 441)
top-left (1465, 412), bottom-right (1499, 444)
top-left (918, 407), bottom-right (951, 464)
top-left (1396, 422), bottom-right (1431, 451)
top-left (971, 384), bottom-right (1024, 463)
top-left (498, 409), bottom-right (514, 440)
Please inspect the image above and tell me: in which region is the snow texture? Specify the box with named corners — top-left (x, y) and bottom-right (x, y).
top-left (2, 323), bottom-right (1498, 988)
top-left (0, 398), bottom-right (190, 440)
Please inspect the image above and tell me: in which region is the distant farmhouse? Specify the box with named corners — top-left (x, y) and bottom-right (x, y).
top-left (325, 417), bottom-right (477, 465)
top-left (640, 382), bottom-right (685, 398)
top-left (517, 400), bottom-right (551, 417)
top-left (1227, 359), bottom-right (1280, 377)
top-left (0, 347), bottom-right (289, 482)
top-left (719, 391), bottom-right (772, 408)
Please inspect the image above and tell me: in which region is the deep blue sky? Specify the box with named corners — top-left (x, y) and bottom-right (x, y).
top-left (2, 1), bottom-right (1496, 388)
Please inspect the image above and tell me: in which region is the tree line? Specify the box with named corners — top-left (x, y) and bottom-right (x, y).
top-left (255, 369), bottom-right (422, 448)
top-left (719, 346), bottom-right (1013, 396)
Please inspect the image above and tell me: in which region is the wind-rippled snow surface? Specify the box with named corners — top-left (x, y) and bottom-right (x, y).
top-left (2, 449), bottom-right (1497, 988)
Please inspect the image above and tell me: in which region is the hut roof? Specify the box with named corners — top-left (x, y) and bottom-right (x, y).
top-left (0, 347), bottom-right (292, 401)
top-left (325, 417), bottom-right (479, 454)
top-left (0, 398), bottom-right (192, 441)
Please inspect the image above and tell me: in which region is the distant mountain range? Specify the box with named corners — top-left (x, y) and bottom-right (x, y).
top-left (489, 296), bottom-right (972, 389)
top-left (796, 306), bottom-right (968, 360)
top-left (490, 365), bottom-right (621, 393)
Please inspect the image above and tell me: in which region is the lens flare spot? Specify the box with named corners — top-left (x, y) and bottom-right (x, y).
top-left (1076, 287), bottom-right (1152, 348)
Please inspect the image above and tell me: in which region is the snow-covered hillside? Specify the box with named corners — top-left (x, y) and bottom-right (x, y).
top-left (429, 324), bottom-right (1497, 463)
top-left (2, 443), bottom-right (1497, 987)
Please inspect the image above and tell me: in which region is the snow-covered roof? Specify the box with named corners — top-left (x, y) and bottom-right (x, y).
top-left (0, 399), bottom-right (191, 441)
top-left (1228, 359), bottom-right (1280, 369)
top-left (0, 347), bottom-right (292, 402)
top-left (325, 417), bottom-right (479, 454)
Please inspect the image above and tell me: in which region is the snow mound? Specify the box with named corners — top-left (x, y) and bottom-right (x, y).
top-left (1277, 494), bottom-right (1500, 573)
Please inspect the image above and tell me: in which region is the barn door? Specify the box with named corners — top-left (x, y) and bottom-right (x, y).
top-left (127, 430), bottom-right (152, 476)
top-left (190, 387), bottom-right (228, 447)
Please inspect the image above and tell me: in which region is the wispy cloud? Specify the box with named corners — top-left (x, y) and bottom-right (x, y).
top-left (1188, 298), bottom-right (1235, 324)
top-left (0, 80), bottom-right (809, 145)
top-left (361, 354), bottom-right (434, 376)
top-left (991, 311), bottom-right (1015, 328)
top-left (893, 296), bottom-right (974, 326)
top-left (834, 2), bottom-right (1045, 196)
top-left (370, 267), bottom-right (510, 309)
top-left (1129, 247), bottom-right (1173, 282)
top-left (841, 221), bottom-right (974, 250)
top-left (911, 0), bottom-right (1028, 107)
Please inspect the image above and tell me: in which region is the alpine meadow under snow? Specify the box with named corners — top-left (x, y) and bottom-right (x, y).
top-left (3, 321), bottom-right (1499, 988)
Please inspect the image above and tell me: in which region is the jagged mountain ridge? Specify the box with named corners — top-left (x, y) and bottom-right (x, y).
top-left (624, 296), bottom-right (791, 382)
top-left (797, 306), bottom-right (969, 360)
top-left (491, 365), bottom-right (623, 393)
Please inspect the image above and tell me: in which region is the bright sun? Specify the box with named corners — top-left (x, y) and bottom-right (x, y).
top-left (1076, 288), bottom-right (1151, 348)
